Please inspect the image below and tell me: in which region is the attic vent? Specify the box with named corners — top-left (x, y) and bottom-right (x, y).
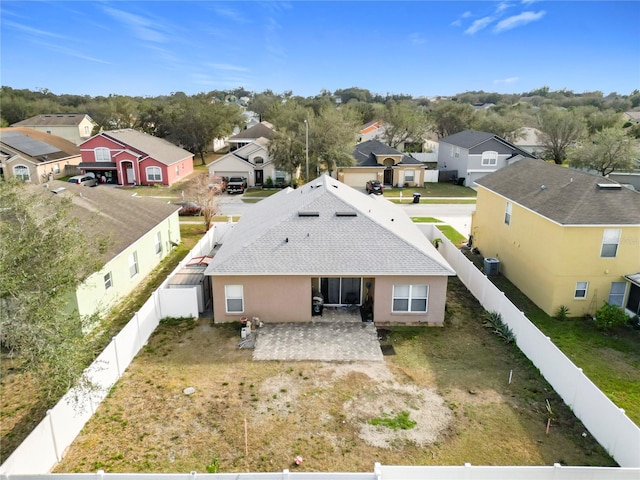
top-left (298, 211), bottom-right (320, 217)
top-left (597, 183), bottom-right (622, 190)
top-left (335, 211), bottom-right (357, 217)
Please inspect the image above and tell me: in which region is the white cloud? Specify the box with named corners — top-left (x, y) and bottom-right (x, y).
top-left (211, 5), bottom-right (250, 24)
top-left (493, 77), bottom-right (520, 85)
top-left (451, 10), bottom-right (472, 27)
top-left (465, 16), bottom-right (494, 35)
top-left (3, 20), bottom-right (68, 40)
top-left (409, 33), bottom-right (427, 45)
top-left (206, 63), bottom-right (250, 72)
top-left (494, 10), bottom-right (546, 33)
top-left (102, 6), bottom-right (168, 43)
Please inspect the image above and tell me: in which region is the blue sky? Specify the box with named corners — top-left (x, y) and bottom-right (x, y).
top-left (1, 1), bottom-right (638, 98)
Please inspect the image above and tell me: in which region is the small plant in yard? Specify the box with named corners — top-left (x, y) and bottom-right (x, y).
top-left (594, 302), bottom-right (628, 331)
top-left (205, 456), bottom-right (220, 473)
top-left (483, 311), bottom-right (515, 343)
top-left (368, 410), bottom-right (417, 430)
top-left (554, 305), bottom-right (570, 321)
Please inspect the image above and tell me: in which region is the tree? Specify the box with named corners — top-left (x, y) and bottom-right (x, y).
top-left (184, 173), bottom-right (221, 231)
top-left (472, 109), bottom-right (525, 143)
top-left (309, 106), bottom-right (359, 176)
top-left (0, 181), bottom-right (103, 402)
top-left (381, 100), bottom-right (430, 149)
top-left (569, 127), bottom-right (638, 176)
top-left (430, 101), bottom-right (476, 138)
top-left (537, 107), bottom-right (585, 164)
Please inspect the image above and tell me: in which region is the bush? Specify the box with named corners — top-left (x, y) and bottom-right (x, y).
top-left (264, 177), bottom-right (273, 188)
top-left (483, 311), bottom-right (515, 343)
top-left (555, 305), bottom-right (570, 321)
top-left (594, 302), bottom-right (628, 331)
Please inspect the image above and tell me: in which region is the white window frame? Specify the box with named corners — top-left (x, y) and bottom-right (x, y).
top-left (104, 272), bottom-right (113, 290)
top-left (600, 229), bottom-right (621, 258)
top-left (155, 231), bottom-right (162, 255)
top-left (13, 164), bottom-right (30, 182)
top-left (84, 125), bottom-right (91, 136)
top-left (95, 147), bottom-right (110, 162)
top-left (504, 201), bottom-right (512, 225)
top-left (254, 157), bottom-right (264, 165)
top-left (482, 151), bottom-right (498, 166)
top-left (574, 281), bottom-right (588, 299)
top-left (53, 164), bottom-right (60, 174)
top-left (129, 251), bottom-right (139, 278)
top-left (608, 282), bottom-right (626, 307)
top-left (146, 166), bottom-right (162, 183)
top-left (175, 165), bottom-right (180, 176)
top-left (225, 285), bottom-right (244, 313)
top-left (392, 284), bottom-right (429, 313)
top-left (455, 147), bottom-right (460, 158)
top-left (404, 170), bottom-right (415, 182)
top-left (275, 170), bottom-right (286, 183)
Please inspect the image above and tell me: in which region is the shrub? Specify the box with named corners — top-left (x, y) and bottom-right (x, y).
top-left (483, 311), bottom-right (515, 343)
top-left (264, 177), bottom-right (273, 188)
top-left (555, 305), bottom-right (570, 321)
top-left (368, 410), bottom-right (416, 430)
top-left (594, 302), bottom-right (627, 331)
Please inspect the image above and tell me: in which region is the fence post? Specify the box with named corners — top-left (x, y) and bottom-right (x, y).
top-left (112, 337), bottom-right (121, 379)
top-left (135, 312), bottom-right (143, 351)
top-left (46, 409), bottom-right (61, 462)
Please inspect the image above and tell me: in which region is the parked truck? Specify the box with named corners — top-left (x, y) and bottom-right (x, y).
top-left (227, 176), bottom-right (247, 194)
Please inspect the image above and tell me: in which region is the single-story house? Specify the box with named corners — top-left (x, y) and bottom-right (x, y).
top-left (204, 174), bottom-right (455, 325)
top-left (471, 159), bottom-right (640, 317)
top-left (437, 130), bottom-right (536, 186)
top-left (78, 129), bottom-right (194, 186)
top-left (0, 127), bottom-right (82, 184)
top-left (33, 180), bottom-right (181, 319)
top-left (336, 139), bottom-right (426, 188)
top-left (12, 113), bottom-right (98, 145)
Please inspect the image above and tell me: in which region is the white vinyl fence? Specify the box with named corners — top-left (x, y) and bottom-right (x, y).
top-left (425, 224), bottom-right (640, 469)
top-left (2, 222), bottom-right (639, 479)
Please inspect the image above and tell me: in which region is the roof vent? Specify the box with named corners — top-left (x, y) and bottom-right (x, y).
top-left (298, 211), bottom-right (320, 217)
top-left (335, 211), bottom-right (357, 217)
top-left (597, 183), bottom-right (622, 190)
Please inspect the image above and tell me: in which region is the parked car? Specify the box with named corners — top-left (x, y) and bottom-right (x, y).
top-left (227, 176), bottom-right (248, 194)
top-left (366, 180), bottom-right (383, 195)
top-left (68, 173), bottom-right (98, 187)
top-left (173, 201), bottom-right (203, 216)
top-left (210, 175), bottom-right (229, 194)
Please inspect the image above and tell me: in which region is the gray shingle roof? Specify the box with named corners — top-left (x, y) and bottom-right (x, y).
top-left (353, 140), bottom-right (422, 166)
top-left (99, 129), bottom-right (193, 166)
top-left (229, 121), bottom-right (275, 141)
top-left (441, 130), bottom-right (535, 158)
top-left (205, 175), bottom-right (454, 276)
top-left (12, 113), bottom-right (94, 127)
top-left (475, 159), bottom-right (640, 225)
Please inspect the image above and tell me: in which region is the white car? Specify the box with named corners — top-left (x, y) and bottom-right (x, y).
top-left (68, 173), bottom-right (98, 187)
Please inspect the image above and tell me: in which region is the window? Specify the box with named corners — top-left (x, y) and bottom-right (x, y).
top-left (146, 166), bottom-right (162, 182)
top-left (455, 147), bottom-right (460, 158)
top-left (600, 229), bottom-right (621, 258)
top-left (504, 201), bottom-right (512, 225)
top-left (95, 147), bottom-right (110, 162)
top-left (404, 170), bottom-right (415, 182)
top-left (275, 170), bottom-right (285, 183)
top-left (155, 231), bottom-right (162, 255)
top-left (175, 165), bottom-right (180, 176)
top-left (608, 282), bottom-right (626, 307)
top-left (575, 282), bottom-right (588, 299)
top-left (13, 165), bottom-right (30, 182)
top-left (84, 125), bottom-right (91, 136)
top-left (482, 151), bottom-right (498, 166)
top-left (129, 251), bottom-right (139, 278)
top-left (225, 285), bottom-right (244, 313)
top-left (254, 157), bottom-right (264, 165)
top-left (392, 284), bottom-right (429, 312)
top-left (53, 164), bottom-right (60, 174)
top-left (104, 272), bottom-right (113, 290)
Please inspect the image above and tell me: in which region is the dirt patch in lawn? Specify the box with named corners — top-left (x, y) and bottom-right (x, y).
top-left (52, 278), bottom-right (615, 473)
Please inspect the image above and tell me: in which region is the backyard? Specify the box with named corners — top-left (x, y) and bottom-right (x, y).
top-left (53, 278), bottom-right (614, 473)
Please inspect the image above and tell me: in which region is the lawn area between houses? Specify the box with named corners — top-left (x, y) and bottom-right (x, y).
top-left (53, 278), bottom-right (614, 473)
top-left (464, 249), bottom-right (640, 428)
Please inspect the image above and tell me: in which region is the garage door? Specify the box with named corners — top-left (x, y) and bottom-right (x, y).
top-left (213, 171), bottom-right (252, 185)
top-left (342, 172), bottom-right (377, 188)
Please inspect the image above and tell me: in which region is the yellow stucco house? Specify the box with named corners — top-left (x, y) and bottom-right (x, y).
top-left (471, 159), bottom-right (640, 317)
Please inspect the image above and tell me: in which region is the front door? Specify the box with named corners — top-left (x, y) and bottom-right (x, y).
top-left (255, 170), bottom-right (263, 185)
top-left (384, 168), bottom-right (393, 186)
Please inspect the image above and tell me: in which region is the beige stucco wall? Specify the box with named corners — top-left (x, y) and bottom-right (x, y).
top-left (211, 274), bottom-right (449, 326)
top-left (471, 187), bottom-right (640, 316)
top-left (3, 155), bottom-right (81, 184)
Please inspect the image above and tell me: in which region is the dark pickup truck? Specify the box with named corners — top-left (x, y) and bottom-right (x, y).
top-left (227, 176), bottom-right (247, 194)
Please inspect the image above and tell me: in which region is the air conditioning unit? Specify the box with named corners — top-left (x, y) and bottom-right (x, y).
top-left (484, 257), bottom-right (500, 276)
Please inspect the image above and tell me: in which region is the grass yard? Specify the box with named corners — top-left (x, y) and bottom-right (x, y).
top-left (464, 250), bottom-right (640, 427)
top-left (383, 183), bottom-right (476, 198)
top-left (53, 278), bottom-right (614, 473)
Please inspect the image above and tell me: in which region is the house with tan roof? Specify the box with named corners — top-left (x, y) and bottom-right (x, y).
top-left (471, 159), bottom-right (640, 317)
top-left (31, 180), bottom-right (181, 319)
top-left (12, 113), bottom-right (98, 145)
top-left (0, 127), bottom-right (82, 184)
top-left (204, 175), bottom-right (455, 325)
top-left (78, 129), bottom-right (194, 186)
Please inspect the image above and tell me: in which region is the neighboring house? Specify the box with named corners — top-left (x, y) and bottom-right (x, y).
top-left (437, 130), bottom-right (536, 186)
top-left (31, 180), bottom-right (181, 319)
top-left (78, 129), bottom-right (194, 186)
top-left (204, 174), bottom-right (455, 324)
top-left (228, 121), bottom-right (275, 151)
top-left (358, 120), bottom-right (385, 143)
top-left (208, 137), bottom-right (288, 187)
top-left (0, 127), bottom-right (82, 184)
top-left (337, 139), bottom-right (425, 188)
top-left (471, 159), bottom-right (640, 317)
top-left (12, 113), bottom-right (98, 145)
top-left (513, 127), bottom-right (545, 157)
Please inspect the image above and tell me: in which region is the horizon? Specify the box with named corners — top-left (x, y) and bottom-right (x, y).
top-left (1, 1), bottom-right (639, 99)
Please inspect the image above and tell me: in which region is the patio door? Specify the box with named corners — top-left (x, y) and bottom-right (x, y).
top-left (320, 277), bottom-right (361, 306)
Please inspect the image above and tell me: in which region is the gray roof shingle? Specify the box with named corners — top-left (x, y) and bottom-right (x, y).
top-left (440, 130), bottom-right (535, 158)
top-left (99, 129), bottom-right (193, 166)
top-left (205, 175), bottom-right (454, 276)
top-left (475, 159), bottom-right (640, 225)
top-left (12, 113), bottom-right (94, 127)
top-left (353, 140), bottom-right (422, 167)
